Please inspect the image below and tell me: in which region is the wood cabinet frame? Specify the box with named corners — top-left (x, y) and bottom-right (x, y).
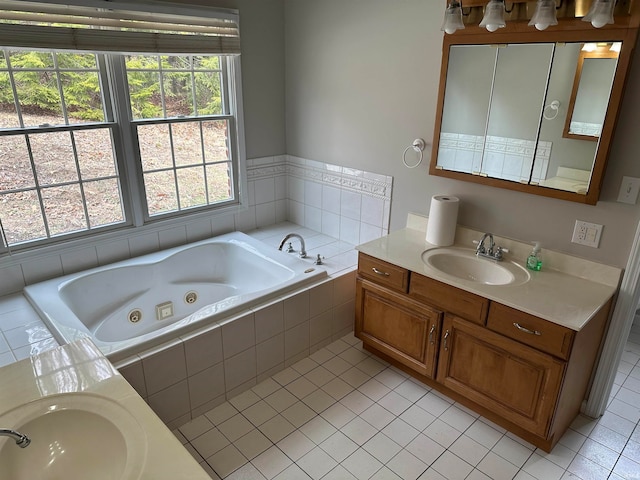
top-left (355, 253), bottom-right (613, 451)
top-left (430, 21), bottom-right (639, 204)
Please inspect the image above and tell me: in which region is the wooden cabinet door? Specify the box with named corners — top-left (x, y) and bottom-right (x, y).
top-left (356, 278), bottom-right (442, 378)
top-left (437, 314), bottom-right (565, 437)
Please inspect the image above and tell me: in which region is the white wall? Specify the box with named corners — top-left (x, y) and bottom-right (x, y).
top-left (284, 0), bottom-right (640, 268)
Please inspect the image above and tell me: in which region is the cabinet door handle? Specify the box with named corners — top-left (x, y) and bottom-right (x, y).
top-left (372, 267), bottom-right (390, 277)
top-left (443, 330), bottom-right (450, 350)
top-left (429, 325), bottom-right (436, 344)
top-left (513, 323), bottom-right (542, 336)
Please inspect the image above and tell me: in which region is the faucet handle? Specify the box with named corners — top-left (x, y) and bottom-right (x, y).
top-left (494, 246), bottom-right (509, 260)
top-left (286, 242), bottom-right (295, 253)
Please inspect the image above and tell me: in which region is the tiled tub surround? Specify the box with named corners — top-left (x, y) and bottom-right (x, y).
top-left (0, 155), bottom-right (391, 296)
top-left (24, 231), bottom-right (328, 361)
top-left (282, 156), bottom-right (392, 245)
top-left (0, 222), bottom-right (359, 430)
top-left (115, 269), bottom-right (357, 430)
top-left (437, 132), bottom-right (552, 184)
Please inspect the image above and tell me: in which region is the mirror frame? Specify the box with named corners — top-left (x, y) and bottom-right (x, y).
top-left (563, 47), bottom-right (619, 142)
top-left (430, 21), bottom-right (639, 205)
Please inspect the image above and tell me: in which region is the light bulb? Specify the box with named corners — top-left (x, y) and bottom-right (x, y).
top-left (528, 0), bottom-right (558, 31)
top-left (441, 1), bottom-right (465, 35)
top-left (591, 15), bottom-right (609, 28)
top-left (479, 0), bottom-right (506, 32)
top-left (582, 0), bottom-right (615, 28)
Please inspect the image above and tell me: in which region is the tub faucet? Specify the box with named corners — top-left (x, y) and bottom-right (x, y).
top-left (278, 233), bottom-right (307, 258)
top-left (0, 429), bottom-right (31, 448)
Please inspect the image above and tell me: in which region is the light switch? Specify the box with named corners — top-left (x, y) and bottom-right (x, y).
top-left (617, 176), bottom-right (640, 205)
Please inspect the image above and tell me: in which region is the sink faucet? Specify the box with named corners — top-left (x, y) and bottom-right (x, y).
top-left (475, 233), bottom-right (495, 257)
top-left (278, 233), bottom-right (307, 258)
top-left (0, 429), bottom-right (31, 448)
top-left (474, 233), bottom-right (508, 261)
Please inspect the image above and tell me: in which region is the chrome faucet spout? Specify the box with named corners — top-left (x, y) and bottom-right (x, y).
top-left (476, 233), bottom-right (495, 256)
top-left (0, 429), bottom-right (31, 448)
top-left (278, 233), bottom-right (307, 258)
top-left (474, 232), bottom-right (508, 261)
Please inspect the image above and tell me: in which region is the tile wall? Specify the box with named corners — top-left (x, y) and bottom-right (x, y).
top-left (569, 121), bottom-right (602, 137)
top-left (0, 155), bottom-right (391, 295)
top-left (115, 271), bottom-right (357, 430)
top-left (437, 132), bottom-right (552, 183)
top-left (246, 155), bottom-right (392, 247)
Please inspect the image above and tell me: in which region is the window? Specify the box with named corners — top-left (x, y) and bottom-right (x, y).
top-left (126, 54), bottom-right (237, 217)
top-left (0, 1), bottom-right (242, 252)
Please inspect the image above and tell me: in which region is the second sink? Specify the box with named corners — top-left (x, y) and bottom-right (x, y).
top-left (0, 393), bottom-right (147, 480)
top-left (421, 247), bottom-right (530, 286)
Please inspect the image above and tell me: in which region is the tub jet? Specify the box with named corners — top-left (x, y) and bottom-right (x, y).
top-left (128, 309), bottom-right (142, 323)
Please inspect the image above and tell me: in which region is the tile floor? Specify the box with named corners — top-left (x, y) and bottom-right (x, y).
top-left (173, 327), bottom-right (640, 480)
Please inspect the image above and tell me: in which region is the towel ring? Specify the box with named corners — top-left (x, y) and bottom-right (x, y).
top-left (403, 138), bottom-right (426, 169)
top-left (543, 100), bottom-right (560, 120)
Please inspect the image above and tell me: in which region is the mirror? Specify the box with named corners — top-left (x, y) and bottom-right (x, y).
top-left (430, 27), bottom-right (635, 205)
top-left (563, 45), bottom-right (619, 141)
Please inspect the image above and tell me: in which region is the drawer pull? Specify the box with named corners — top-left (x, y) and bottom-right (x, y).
top-left (372, 267), bottom-right (390, 277)
top-left (429, 325), bottom-right (436, 344)
top-left (513, 323), bottom-right (542, 336)
top-left (443, 330), bottom-right (450, 350)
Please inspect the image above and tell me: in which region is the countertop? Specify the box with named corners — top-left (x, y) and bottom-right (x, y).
top-left (357, 224), bottom-right (621, 331)
top-left (0, 338), bottom-right (209, 480)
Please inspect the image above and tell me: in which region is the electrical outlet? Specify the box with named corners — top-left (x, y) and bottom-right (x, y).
top-left (617, 176), bottom-right (640, 205)
top-left (571, 220), bottom-right (603, 248)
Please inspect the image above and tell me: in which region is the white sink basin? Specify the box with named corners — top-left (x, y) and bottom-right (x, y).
top-left (0, 393), bottom-right (147, 480)
top-left (422, 247), bottom-right (530, 286)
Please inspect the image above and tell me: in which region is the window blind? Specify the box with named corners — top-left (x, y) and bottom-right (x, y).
top-left (0, 0), bottom-right (240, 54)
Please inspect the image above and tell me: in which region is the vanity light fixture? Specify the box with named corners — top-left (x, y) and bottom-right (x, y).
top-left (582, 0), bottom-right (615, 28)
top-left (441, 1), bottom-right (466, 34)
top-left (610, 41), bottom-right (622, 52)
top-left (582, 42), bottom-right (598, 51)
top-left (528, 0), bottom-right (559, 30)
top-left (479, 0), bottom-right (506, 32)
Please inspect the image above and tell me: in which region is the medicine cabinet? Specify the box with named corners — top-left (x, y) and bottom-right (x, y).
top-left (430, 21), bottom-right (639, 204)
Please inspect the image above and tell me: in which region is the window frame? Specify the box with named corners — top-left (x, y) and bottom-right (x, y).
top-left (0, 48), bottom-right (247, 254)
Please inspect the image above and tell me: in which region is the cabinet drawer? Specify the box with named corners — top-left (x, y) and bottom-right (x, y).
top-left (487, 303), bottom-right (574, 360)
top-left (409, 273), bottom-right (489, 325)
top-left (358, 253), bottom-right (409, 293)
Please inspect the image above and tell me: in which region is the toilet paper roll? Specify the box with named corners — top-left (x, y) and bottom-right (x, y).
top-left (426, 195), bottom-right (459, 246)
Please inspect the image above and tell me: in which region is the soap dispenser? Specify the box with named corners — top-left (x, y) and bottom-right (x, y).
top-left (526, 242), bottom-right (543, 271)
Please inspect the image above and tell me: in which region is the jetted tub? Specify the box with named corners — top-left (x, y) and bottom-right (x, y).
top-left (24, 232), bottom-right (327, 360)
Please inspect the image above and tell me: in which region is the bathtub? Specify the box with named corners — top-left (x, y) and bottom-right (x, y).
top-left (24, 232), bottom-right (327, 360)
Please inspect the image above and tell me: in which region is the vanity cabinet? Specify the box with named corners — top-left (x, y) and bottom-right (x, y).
top-left (356, 278), bottom-right (441, 378)
top-left (354, 252), bottom-right (612, 451)
top-left (437, 313), bottom-right (565, 438)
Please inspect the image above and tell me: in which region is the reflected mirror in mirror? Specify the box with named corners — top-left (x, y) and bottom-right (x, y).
top-left (435, 41), bottom-right (620, 196)
top-left (563, 44), bottom-right (619, 141)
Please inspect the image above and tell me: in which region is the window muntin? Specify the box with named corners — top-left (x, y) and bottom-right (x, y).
top-left (127, 54), bottom-right (235, 219)
top-left (0, 47), bottom-right (124, 247)
top-left (0, 47), bottom-right (242, 249)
